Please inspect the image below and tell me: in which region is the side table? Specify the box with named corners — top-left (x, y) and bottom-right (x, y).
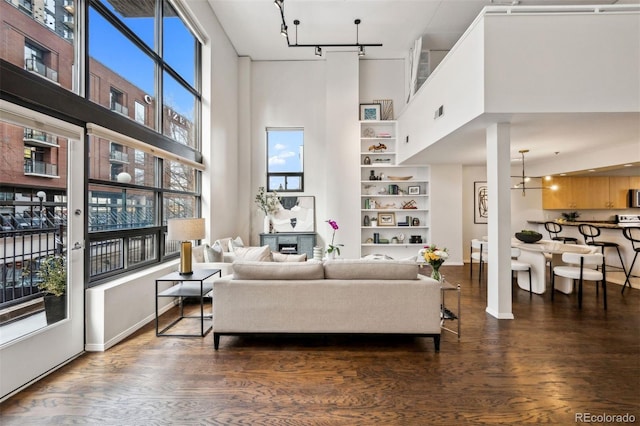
top-left (155, 268), bottom-right (221, 337)
top-left (441, 280), bottom-right (461, 339)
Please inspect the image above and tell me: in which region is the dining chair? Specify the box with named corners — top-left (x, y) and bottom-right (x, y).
top-left (470, 239), bottom-right (487, 282)
top-left (621, 227), bottom-right (639, 294)
top-left (511, 247), bottom-right (532, 298)
top-left (552, 252), bottom-right (606, 310)
top-left (544, 221), bottom-right (578, 244)
top-left (578, 224), bottom-right (627, 279)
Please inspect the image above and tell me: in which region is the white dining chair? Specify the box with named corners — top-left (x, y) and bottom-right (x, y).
top-left (470, 239), bottom-right (488, 283)
top-left (552, 252), bottom-right (606, 310)
top-left (511, 247), bottom-right (532, 298)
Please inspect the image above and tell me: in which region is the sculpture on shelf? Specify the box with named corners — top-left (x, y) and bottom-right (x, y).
top-left (368, 143), bottom-right (387, 152)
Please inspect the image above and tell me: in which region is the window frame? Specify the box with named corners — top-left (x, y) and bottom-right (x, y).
top-left (266, 127), bottom-right (304, 193)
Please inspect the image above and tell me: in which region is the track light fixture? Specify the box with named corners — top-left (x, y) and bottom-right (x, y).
top-left (275, 1), bottom-right (382, 56)
top-left (511, 149), bottom-right (558, 196)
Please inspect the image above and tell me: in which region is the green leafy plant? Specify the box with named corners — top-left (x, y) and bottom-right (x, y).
top-left (35, 256), bottom-right (67, 297)
top-left (255, 186), bottom-right (281, 216)
top-left (520, 229), bottom-right (542, 236)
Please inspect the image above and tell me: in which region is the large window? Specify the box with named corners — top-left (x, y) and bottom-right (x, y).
top-left (266, 128), bottom-right (304, 192)
top-left (88, 0), bottom-right (201, 148)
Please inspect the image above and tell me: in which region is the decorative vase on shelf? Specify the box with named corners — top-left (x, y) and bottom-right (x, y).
top-left (263, 215), bottom-right (271, 234)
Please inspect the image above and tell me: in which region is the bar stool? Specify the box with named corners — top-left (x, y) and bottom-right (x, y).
top-left (544, 221), bottom-right (578, 244)
top-left (552, 252), bottom-right (606, 310)
top-left (578, 224), bottom-right (627, 279)
top-left (621, 227), bottom-right (639, 294)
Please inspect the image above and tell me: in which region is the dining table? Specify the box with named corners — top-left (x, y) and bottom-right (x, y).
top-left (511, 239), bottom-right (599, 295)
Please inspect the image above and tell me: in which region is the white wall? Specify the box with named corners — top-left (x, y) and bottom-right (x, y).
top-left (430, 164), bottom-right (463, 265)
top-left (359, 59), bottom-right (405, 119)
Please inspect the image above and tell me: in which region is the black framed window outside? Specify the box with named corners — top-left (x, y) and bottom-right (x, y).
top-left (266, 128), bottom-right (304, 192)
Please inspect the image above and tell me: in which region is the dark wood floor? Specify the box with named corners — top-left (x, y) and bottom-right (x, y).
top-left (1, 265), bottom-right (639, 425)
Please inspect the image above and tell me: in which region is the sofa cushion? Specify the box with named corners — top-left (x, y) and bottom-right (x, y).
top-left (229, 236), bottom-right (244, 251)
top-left (215, 237), bottom-right (232, 253)
top-left (233, 260), bottom-right (324, 280)
top-left (323, 259), bottom-right (419, 280)
top-left (206, 241), bottom-right (224, 262)
top-left (191, 245), bottom-right (206, 263)
top-left (233, 245), bottom-right (273, 262)
top-left (273, 252), bottom-right (307, 262)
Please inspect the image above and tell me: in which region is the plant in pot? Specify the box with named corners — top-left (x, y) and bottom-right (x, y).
top-left (35, 255), bottom-right (67, 324)
top-left (515, 229), bottom-right (543, 244)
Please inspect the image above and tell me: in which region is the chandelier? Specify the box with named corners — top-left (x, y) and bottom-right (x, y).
top-left (511, 149), bottom-right (557, 196)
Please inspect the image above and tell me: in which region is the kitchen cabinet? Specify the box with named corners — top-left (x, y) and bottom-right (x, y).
top-left (543, 175), bottom-right (636, 210)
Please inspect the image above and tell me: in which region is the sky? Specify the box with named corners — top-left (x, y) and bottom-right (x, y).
top-left (268, 130), bottom-right (304, 173)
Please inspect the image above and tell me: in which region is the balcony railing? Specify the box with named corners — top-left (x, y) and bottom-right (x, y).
top-left (18, 0), bottom-right (32, 13)
top-left (110, 101), bottom-right (129, 116)
top-left (0, 226), bottom-right (64, 309)
top-left (23, 129), bottom-right (58, 147)
top-left (63, 15), bottom-right (74, 27)
top-left (25, 58), bottom-right (58, 83)
top-left (109, 150), bottom-right (129, 163)
top-left (63, 0), bottom-right (74, 13)
top-left (24, 160), bottom-right (59, 177)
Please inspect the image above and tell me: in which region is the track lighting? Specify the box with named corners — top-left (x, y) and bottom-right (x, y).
top-left (275, 11), bottom-right (382, 56)
top-left (274, 0), bottom-right (283, 10)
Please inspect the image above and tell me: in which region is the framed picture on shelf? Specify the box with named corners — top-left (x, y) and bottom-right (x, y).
top-left (408, 185), bottom-right (420, 195)
top-left (474, 181), bottom-right (488, 224)
top-left (377, 212), bottom-right (396, 226)
top-left (360, 103), bottom-right (381, 121)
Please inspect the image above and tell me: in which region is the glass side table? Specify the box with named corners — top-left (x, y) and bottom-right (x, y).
top-left (155, 268), bottom-right (221, 337)
top-left (441, 280), bottom-right (461, 339)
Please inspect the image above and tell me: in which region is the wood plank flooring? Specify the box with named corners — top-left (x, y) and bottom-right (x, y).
top-left (1, 265), bottom-right (639, 425)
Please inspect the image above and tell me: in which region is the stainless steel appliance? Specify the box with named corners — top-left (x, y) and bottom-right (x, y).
top-left (629, 189), bottom-right (640, 208)
top-left (617, 214), bottom-right (640, 227)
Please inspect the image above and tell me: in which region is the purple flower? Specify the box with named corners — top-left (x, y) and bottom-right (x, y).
top-left (327, 220), bottom-right (339, 230)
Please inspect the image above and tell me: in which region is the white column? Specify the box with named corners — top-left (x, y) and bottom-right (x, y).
top-left (485, 123), bottom-right (514, 319)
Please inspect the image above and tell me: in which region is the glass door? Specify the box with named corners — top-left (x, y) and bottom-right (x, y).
top-left (0, 102), bottom-right (84, 400)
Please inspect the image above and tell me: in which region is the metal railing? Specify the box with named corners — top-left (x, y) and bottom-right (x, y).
top-left (110, 101), bottom-right (129, 116)
top-left (24, 160), bottom-right (58, 177)
top-left (109, 150), bottom-right (129, 163)
top-left (24, 129), bottom-right (56, 145)
top-left (25, 58), bottom-right (58, 83)
top-left (0, 226), bottom-right (64, 308)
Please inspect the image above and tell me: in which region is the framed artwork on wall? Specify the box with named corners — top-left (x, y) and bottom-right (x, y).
top-left (474, 181), bottom-right (488, 224)
top-left (271, 196), bottom-right (316, 232)
top-left (360, 103), bottom-right (381, 121)
top-left (377, 212), bottom-right (396, 226)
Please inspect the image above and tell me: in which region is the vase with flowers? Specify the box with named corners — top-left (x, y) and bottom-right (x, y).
top-left (255, 186), bottom-right (280, 233)
top-left (420, 244), bottom-right (449, 282)
top-left (326, 219), bottom-right (344, 259)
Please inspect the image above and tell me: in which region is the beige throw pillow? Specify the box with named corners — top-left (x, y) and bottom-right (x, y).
top-left (273, 252), bottom-right (307, 262)
top-left (205, 241), bottom-right (224, 262)
top-left (233, 245), bottom-right (273, 262)
top-left (228, 236), bottom-right (245, 252)
top-left (191, 245), bottom-right (206, 263)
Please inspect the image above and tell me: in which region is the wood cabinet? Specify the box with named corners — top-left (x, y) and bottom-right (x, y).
top-left (543, 175), bottom-right (636, 210)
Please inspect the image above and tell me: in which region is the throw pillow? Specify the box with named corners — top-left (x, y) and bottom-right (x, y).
top-left (233, 245), bottom-right (273, 262)
top-left (205, 242), bottom-right (224, 262)
top-left (215, 237), bottom-right (232, 252)
top-left (228, 236), bottom-right (244, 252)
top-left (191, 245), bottom-right (206, 263)
top-left (273, 252), bottom-right (307, 262)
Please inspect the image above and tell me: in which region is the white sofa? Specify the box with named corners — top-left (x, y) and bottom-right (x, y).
top-left (212, 259), bottom-right (443, 352)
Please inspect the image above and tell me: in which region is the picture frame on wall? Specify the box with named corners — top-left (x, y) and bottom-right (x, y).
top-left (377, 212), bottom-right (396, 226)
top-left (360, 103), bottom-right (381, 121)
top-left (408, 185), bottom-right (420, 195)
top-left (474, 181), bottom-right (488, 224)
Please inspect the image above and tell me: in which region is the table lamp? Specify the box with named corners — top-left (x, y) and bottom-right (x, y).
top-left (167, 218), bottom-right (205, 275)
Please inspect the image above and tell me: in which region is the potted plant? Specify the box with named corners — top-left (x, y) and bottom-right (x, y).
top-left (561, 211), bottom-right (580, 222)
top-left (254, 186), bottom-right (280, 233)
top-left (35, 255), bottom-right (67, 324)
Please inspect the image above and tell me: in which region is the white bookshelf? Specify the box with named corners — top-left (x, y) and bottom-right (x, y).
top-left (359, 120), bottom-right (430, 258)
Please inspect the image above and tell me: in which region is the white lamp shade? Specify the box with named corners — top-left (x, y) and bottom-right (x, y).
top-left (116, 172), bottom-right (132, 183)
top-left (167, 218), bottom-right (205, 241)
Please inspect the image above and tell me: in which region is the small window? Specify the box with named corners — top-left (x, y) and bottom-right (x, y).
top-left (266, 128), bottom-right (304, 192)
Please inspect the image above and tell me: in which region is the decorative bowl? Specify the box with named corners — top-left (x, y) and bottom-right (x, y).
top-left (515, 232), bottom-right (542, 244)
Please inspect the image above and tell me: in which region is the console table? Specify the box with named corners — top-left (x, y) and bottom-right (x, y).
top-left (260, 232), bottom-right (316, 259)
top-left (155, 268), bottom-right (221, 337)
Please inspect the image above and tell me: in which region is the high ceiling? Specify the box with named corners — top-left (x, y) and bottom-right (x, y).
top-left (201, 0), bottom-right (640, 174)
